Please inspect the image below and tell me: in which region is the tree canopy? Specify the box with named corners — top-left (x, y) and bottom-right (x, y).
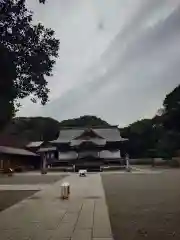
top-left (1, 84), bottom-right (180, 159)
top-left (163, 85), bottom-right (180, 131)
top-left (0, 115), bottom-right (110, 147)
top-left (59, 115), bottom-right (110, 128)
top-left (0, 0), bottom-right (59, 128)
top-left (120, 84), bottom-right (180, 158)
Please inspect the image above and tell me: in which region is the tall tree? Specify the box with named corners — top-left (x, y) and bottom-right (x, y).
top-left (59, 115), bottom-right (110, 128)
top-left (163, 85), bottom-right (180, 131)
top-left (0, 0), bottom-right (59, 129)
top-left (0, 45), bottom-right (16, 127)
top-left (120, 85), bottom-right (180, 158)
top-left (120, 119), bottom-right (158, 158)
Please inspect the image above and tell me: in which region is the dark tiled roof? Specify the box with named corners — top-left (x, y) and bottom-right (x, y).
top-left (51, 127), bottom-right (124, 143)
top-left (26, 141), bottom-right (44, 148)
top-left (50, 129), bottom-right (84, 144)
top-left (95, 128), bottom-right (121, 141)
top-left (0, 146), bottom-right (37, 156)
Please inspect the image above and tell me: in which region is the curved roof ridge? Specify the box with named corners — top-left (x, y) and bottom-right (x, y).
top-left (59, 125), bottom-right (118, 130)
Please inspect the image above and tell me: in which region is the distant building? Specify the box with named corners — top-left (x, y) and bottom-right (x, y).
top-left (25, 126), bottom-right (128, 171)
top-left (48, 126), bottom-right (127, 171)
top-left (26, 141), bottom-right (56, 169)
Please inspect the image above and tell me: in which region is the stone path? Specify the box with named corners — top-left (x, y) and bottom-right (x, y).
top-left (0, 184), bottom-right (49, 191)
top-left (0, 173), bottom-right (113, 240)
top-left (14, 172), bottom-right (68, 176)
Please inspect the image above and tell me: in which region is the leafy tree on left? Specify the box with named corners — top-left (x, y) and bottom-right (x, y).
top-left (0, 0), bottom-right (59, 129)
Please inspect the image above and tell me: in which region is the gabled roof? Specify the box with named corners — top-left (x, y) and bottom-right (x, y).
top-left (26, 141), bottom-right (44, 148)
top-left (0, 146), bottom-right (37, 156)
top-left (51, 129), bottom-right (84, 144)
top-left (95, 128), bottom-right (122, 141)
top-left (74, 128), bottom-right (104, 140)
top-left (51, 126), bottom-right (125, 143)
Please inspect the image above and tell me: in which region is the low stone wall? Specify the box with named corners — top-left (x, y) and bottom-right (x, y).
top-left (129, 158), bottom-right (169, 166)
top-left (129, 158), bottom-right (153, 165)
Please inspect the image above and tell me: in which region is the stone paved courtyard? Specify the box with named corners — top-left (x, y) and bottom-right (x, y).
top-left (0, 174), bottom-right (67, 211)
top-left (0, 169), bottom-right (180, 239)
top-left (0, 174), bottom-right (67, 185)
top-left (0, 172), bottom-right (112, 240)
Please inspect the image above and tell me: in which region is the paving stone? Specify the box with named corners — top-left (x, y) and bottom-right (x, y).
top-left (50, 238), bottom-right (70, 240)
top-left (93, 238), bottom-right (113, 240)
top-left (76, 199), bottom-right (94, 229)
top-left (71, 229), bottom-right (92, 240)
top-left (0, 229), bottom-right (33, 240)
top-left (37, 221), bottom-right (60, 230)
top-left (51, 222), bottom-right (75, 238)
top-left (93, 227), bottom-right (112, 239)
top-left (93, 199), bottom-right (112, 238)
top-left (0, 217), bottom-right (40, 230)
top-left (66, 201), bottom-right (83, 213)
top-left (62, 212), bottom-right (79, 224)
top-left (30, 229), bottom-right (54, 240)
top-left (0, 184), bottom-right (47, 191)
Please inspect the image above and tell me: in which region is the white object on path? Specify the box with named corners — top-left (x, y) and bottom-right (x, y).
top-left (79, 169), bottom-right (87, 177)
top-left (61, 182), bottom-right (70, 199)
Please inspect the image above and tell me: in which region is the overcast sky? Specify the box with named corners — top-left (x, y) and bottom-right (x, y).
top-left (18, 0), bottom-right (180, 127)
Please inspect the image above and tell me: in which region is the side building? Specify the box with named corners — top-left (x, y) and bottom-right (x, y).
top-left (0, 146), bottom-right (39, 171)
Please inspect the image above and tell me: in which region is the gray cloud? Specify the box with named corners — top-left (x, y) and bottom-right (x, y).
top-left (19, 0), bottom-right (180, 126)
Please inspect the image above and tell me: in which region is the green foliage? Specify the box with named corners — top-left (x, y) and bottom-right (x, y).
top-left (0, 45), bottom-right (16, 127)
top-left (59, 115), bottom-right (110, 128)
top-left (2, 117), bottom-right (60, 143)
top-left (0, 0), bottom-right (59, 128)
top-left (163, 85), bottom-right (180, 131)
top-left (121, 84), bottom-right (180, 158)
top-left (0, 115), bottom-right (110, 146)
top-left (120, 119), bottom-right (158, 158)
